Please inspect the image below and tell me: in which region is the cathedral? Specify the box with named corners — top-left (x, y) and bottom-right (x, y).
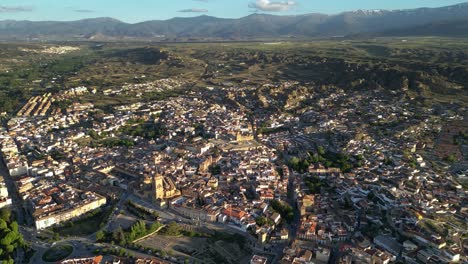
top-left (136, 172), bottom-right (181, 205)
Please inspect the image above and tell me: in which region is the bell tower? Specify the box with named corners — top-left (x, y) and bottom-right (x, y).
top-left (153, 174), bottom-right (164, 200)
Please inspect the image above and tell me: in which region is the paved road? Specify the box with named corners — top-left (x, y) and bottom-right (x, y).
top-left (6, 170), bottom-right (284, 264)
top-left (27, 235), bottom-right (159, 264)
top-left (102, 192), bottom-right (131, 233)
top-left (19, 190), bottom-right (176, 264)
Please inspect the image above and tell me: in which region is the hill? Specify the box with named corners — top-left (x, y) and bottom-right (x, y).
top-left (377, 19), bottom-right (468, 37)
top-left (0, 3), bottom-right (468, 40)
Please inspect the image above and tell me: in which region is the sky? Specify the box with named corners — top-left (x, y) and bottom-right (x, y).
top-left (0, 0), bottom-right (466, 23)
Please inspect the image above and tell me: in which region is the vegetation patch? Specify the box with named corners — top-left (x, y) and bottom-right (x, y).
top-left (51, 206), bottom-right (112, 236)
top-left (270, 199), bottom-right (294, 222)
top-left (42, 243), bottom-right (73, 262)
top-left (0, 208), bottom-right (26, 264)
top-left (289, 146), bottom-right (359, 173)
top-left (101, 220), bottom-right (164, 245)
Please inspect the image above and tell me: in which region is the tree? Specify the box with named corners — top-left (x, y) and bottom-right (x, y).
top-left (9, 222), bottom-right (18, 233)
top-left (96, 230), bottom-right (105, 241)
top-left (112, 227), bottom-right (126, 245)
top-left (317, 146), bottom-right (326, 156)
top-left (0, 258), bottom-right (13, 264)
top-left (5, 245), bottom-right (14, 253)
top-left (186, 230), bottom-right (197, 237)
top-left (209, 165), bottom-right (221, 175)
top-left (1, 231), bottom-right (20, 246)
top-left (288, 157), bottom-right (310, 173)
top-left (0, 215), bottom-right (26, 261)
top-left (150, 221), bottom-right (162, 232)
top-left (270, 200), bottom-right (294, 222)
top-left (162, 222), bottom-right (181, 236)
top-left (129, 220), bottom-right (147, 241)
top-left (305, 177), bottom-right (324, 194)
top-left (0, 219), bottom-right (7, 230)
top-left (289, 157), bottom-right (300, 170)
top-left (255, 216), bottom-right (268, 226)
top-left (0, 208), bottom-right (11, 222)
top-left (444, 154), bottom-right (456, 163)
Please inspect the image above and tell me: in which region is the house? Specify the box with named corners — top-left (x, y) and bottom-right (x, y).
top-left (250, 255), bottom-right (268, 264)
top-left (270, 212), bottom-right (281, 225)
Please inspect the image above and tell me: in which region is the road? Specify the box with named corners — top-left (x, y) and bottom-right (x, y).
top-left (128, 197), bottom-right (289, 263)
top-left (15, 189), bottom-right (177, 264)
top-left (27, 234), bottom-right (159, 264)
top-left (3, 164), bottom-right (286, 264)
top-left (101, 192), bottom-right (131, 233)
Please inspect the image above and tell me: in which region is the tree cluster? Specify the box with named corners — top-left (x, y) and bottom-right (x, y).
top-left (305, 176), bottom-right (325, 194)
top-left (288, 146), bottom-right (358, 173)
top-left (255, 216), bottom-right (273, 226)
top-left (106, 220), bottom-right (163, 246)
top-left (126, 201), bottom-right (159, 220)
top-left (0, 209), bottom-right (25, 263)
top-left (159, 221), bottom-right (181, 236)
top-left (119, 121), bottom-right (168, 140)
top-left (270, 200), bottom-right (294, 222)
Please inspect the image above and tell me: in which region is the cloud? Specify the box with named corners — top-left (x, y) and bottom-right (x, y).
top-left (249, 0), bottom-right (296, 12)
top-left (0, 5), bottom-right (33, 13)
top-left (178, 8), bottom-right (208, 13)
top-left (74, 9), bottom-right (94, 13)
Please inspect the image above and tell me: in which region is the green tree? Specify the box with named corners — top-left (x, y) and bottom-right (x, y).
top-left (9, 222), bottom-right (18, 233)
top-left (444, 154), bottom-right (457, 163)
top-left (317, 146), bottom-right (326, 156)
top-left (0, 219), bottom-right (7, 230)
top-left (0, 208), bottom-right (11, 222)
top-left (150, 221), bottom-right (162, 232)
top-left (270, 200), bottom-right (294, 222)
top-left (289, 157), bottom-right (300, 170)
top-left (112, 227), bottom-right (126, 245)
top-left (96, 230), bottom-right (105, 241)
top-left (255, 216), bottom-right (268, 226)
top-left (162, 222), bottom-right (181, 236)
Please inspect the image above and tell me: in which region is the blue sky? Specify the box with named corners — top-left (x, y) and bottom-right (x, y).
top-left (0, 0), bottom-right (466, 23)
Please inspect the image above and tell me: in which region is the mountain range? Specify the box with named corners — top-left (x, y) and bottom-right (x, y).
top-left (1, 2), bottom-right (468, 41)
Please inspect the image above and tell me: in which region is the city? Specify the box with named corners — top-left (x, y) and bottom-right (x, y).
top-left (0, 1), bottom-right (467, 264)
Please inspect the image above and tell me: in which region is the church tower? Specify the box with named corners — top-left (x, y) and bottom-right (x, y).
top-left (153, 174), bottom-right (164, 200)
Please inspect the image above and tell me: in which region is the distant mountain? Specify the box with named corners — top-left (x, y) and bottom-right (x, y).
top-left (376, 19), bottom-right (468, 37)
top-left (0, 2), bottom-right (467, 40)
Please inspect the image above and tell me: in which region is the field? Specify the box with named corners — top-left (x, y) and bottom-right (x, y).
top-left (137, 232), bottom-right (252, 264)
top-left (0, 37), bottom-right (467, 114)
top-left (436, 120), bottom-right (468, 161)
top-left (42, 243), bottom-right (73, 262)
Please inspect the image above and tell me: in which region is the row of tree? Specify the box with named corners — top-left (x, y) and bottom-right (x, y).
top-left (126, 201), bottom-right (159, 221)
top-left (98, 220), bottom-right (163, 246)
